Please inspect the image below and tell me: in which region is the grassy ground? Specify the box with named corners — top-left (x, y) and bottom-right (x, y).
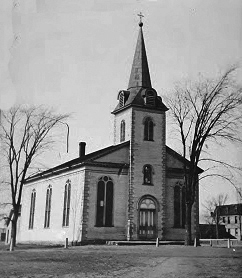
top-left (0, 243), bottom-right (242, 278)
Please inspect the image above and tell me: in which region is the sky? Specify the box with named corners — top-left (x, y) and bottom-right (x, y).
top-left (0, 0), bottom-right (242, 215)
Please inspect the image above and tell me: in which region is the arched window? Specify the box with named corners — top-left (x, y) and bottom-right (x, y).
top-left (62, 180), bottom-right (71, 227)
top-left (44, 185), bottom-right (52, 228)
top-left (120, 120), bottom-right (125, 142)
top-left (174, 184), bottom-right (186, 228)
top-left (29, 190), bottom-right (36, 229)
top-left (138, 197), bottom-right (157, 238)
top-left (96, 176), bottom-right (113, 227)
top-left (144, 117), bottom-right (154, 141)
top-left (181, 186), bottom-right (186, 228)
top-left (143, 165), bottom-right (153, 185)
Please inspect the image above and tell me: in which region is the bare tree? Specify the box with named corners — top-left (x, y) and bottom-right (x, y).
top-left (0, 105), bottom-right (69, 249)
top-left (202, 193), bottom-right (228, 238)
top-left (167, 66), bottom-right (242, 245)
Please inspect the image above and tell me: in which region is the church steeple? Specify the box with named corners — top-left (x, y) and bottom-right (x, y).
top-left (127, 15), bottom-right (152, 90)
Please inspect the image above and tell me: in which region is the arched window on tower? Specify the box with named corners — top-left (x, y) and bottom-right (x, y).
top-left (143, 165), bottom-right (153, 185)
top-left (174, 184), bottom-right (186, 228)
top-left (29, 189), bottom-right (36, 229)
top-left (96, 176), bottom-right (114, 227)
top-left (120, 120), bottom-right (125, 142)
top-left (144, 117), bottom-right (154, 141)
top-left (62, 180), bottom-right (71, 227)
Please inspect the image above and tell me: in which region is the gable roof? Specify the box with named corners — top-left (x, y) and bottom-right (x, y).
top-left (166, 146), bottom-right (203, 174)
top-left (25, 141), bottom-right (130, 184)
top-left (25, 141), bottom-right (203, 184)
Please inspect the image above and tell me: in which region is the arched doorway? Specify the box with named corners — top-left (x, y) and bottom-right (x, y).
top-left (138, 197), bottom-right (157, 239)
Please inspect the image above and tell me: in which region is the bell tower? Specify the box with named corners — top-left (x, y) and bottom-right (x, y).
top-left (112, 16), bottom-right (168, 240)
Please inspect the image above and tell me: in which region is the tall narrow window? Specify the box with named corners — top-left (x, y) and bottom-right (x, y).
top-left (181, 186), bottom-right (186, 228)
top-left (144, 117), bottom-right (154, 141)
top-left (174, 184), bottom-right (186, 228)
top-left (62, 180), bottom-right (71, 227)
top-left (143, 165), bottom-right (153, 185)
top-left (44, 185), bottom-right (52, 228)
top-left (96, 176), bottom-right (113, 227)
top-left (174, 185), bottom-right (180, 227)
top-left (120, 120), bottom-right (125, 142)
top-left (29, 190), bottom-right (36, 229)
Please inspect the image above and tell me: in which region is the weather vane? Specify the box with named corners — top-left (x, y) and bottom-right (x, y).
top-left (137, 12), bottom-right (144, 26)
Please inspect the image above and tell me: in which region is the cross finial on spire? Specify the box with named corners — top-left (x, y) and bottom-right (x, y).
top-left (137, 12), bottom-right (144, 27)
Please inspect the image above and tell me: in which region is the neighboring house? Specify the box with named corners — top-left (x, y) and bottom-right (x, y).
top-left (199, 224), bottom-right (228, 239)
top-left (0, 223), bottom-right (6, 242)
top-left (215, 204), bottom-right (242, 240)
top-left (16, 21), bottom-right (203, 245)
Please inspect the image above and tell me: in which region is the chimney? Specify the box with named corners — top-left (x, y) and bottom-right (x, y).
top-left (79, 142), bottom-right (86, 157)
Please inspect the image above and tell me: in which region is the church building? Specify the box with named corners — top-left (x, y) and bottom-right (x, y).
top-left (17, 20), bottom-right (202, 245)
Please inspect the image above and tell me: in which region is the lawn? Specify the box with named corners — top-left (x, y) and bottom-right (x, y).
top-left (0, 243), bottom-right (242, 278)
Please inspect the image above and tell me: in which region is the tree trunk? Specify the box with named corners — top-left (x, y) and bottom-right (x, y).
top-left (185, 203), bottom-right (192, 245)
top-left (10, 212), bottom-right (18, 249)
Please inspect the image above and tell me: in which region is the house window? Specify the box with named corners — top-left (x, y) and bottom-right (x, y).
top-left (62, 180), bottom-right (71, 227)
top-left (29, 190), bottom-right (36, 229)
top-left (144, 117), bottom-right (154, 141)
top-left (228, 228), bottom-right (230, 234)
top-left (235, 228), bottom-right (238, 236)
top-left (222, 217), bottom-right (226, 223)
top-left (174, 185), bottom-right (186, 228)
top-left (44, 185), bottom-right (52, 228)
top-left (235, 216), bottom-right (238, 224)
top-left (120, 120), bottom-right (125, 142)
top-left (227, 217), bottom-right (230, 224)
top-left (96, 176), bottom-right (114, 227)
top-left (143, 165), bottom-right (153, 185)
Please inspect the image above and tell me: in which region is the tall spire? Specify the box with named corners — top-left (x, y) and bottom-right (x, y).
top-left (127, 14), bottom-right (152, 90)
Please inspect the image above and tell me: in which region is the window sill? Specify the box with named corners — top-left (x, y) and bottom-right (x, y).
top-left (143, 183), bottom-right (153, 186)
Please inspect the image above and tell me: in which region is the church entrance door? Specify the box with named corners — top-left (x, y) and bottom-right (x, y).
top-left (138, 198), bottom-right (156, 239)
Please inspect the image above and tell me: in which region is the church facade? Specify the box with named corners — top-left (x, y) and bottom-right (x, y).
top-left (17, 22), bottom-right (202, 245)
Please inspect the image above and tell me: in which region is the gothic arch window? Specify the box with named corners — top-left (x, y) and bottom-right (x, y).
top-left (174, 183), bottom-right (186, 228)
top-left (62, 180), bottom-right (71, 227)
top-left (44, 185), bottom-right (52, 228)
top-left (143, 165), bottom-right (153, 185)
top-left (143, 117), bottom-right (154, 141)
top-left (29, 189), bottom-right (36, 229)
top-left (96, 176), bottom-right (114, 227)
top-left (120, 120), bottom-right (125, 142)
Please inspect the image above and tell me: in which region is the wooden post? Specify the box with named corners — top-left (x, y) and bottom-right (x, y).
top-left (156, 238), bottom-right (159, 247)
top-left (193, 238), bottom-right (197, 247)
top-left (227, 238), bottom-right (230, 249)
top-left (9, 238), bottom-right (14, 252)
top-left (127, 220), bottom-right (131, 241)
top-left (64, 238), bottom-right (68, 248)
